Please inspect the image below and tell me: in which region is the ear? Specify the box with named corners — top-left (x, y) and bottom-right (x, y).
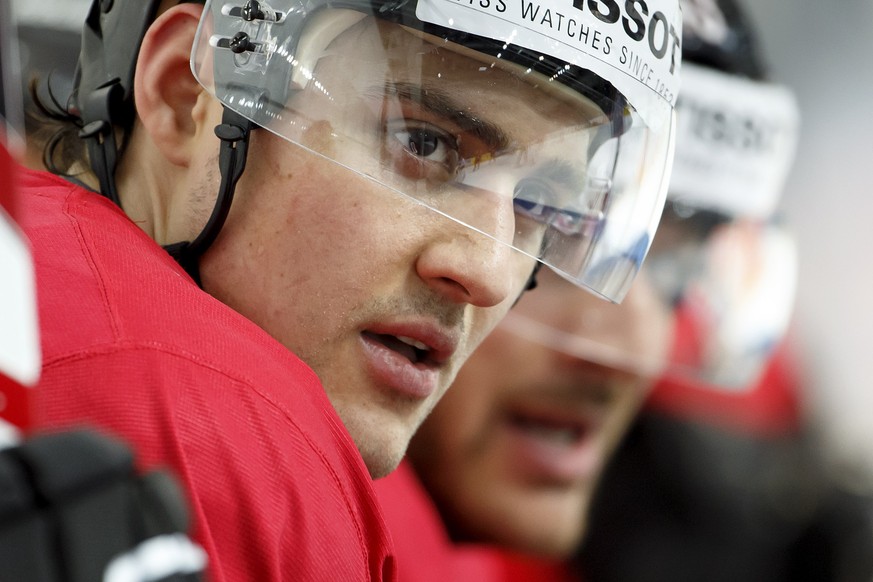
top-left (134, 3), bottom-right (209, 167)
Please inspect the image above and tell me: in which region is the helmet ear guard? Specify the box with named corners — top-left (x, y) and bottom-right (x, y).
top-left (71, 0), bottom-right (258, 283)
top-left (72, 0), bottom-right (164, 206)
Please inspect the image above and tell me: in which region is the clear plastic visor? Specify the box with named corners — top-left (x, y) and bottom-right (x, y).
top-left (192, 1), bottom-right (675, 302)
top-left (460, 63), bottom-right (797, 390)
top-left (483, 60), bottom-right (798, 389)
top-left (499, 267), bottom-right (675, 381)
top-left (516, 209), bottom-right (795, 390)
top-left (492, 219), bottom-right (796, 391)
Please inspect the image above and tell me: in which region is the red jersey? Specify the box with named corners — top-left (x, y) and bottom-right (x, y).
top-left (375, 460), bottom-right (576, 582)
top-left (647, 300), bottom-right (803, 437)
top-left (19, 167), bottom-right (396, 581)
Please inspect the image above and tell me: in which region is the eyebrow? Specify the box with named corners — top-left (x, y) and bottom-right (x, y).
top-left (371, 81), bottom-right (511, 152)
top-left (371, 81), bottom-right (595, 207)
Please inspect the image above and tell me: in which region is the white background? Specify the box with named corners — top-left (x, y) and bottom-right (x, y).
top-left (738, 0), bottom-right (873, 486)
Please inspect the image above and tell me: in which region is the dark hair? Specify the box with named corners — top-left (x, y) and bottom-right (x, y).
top-left (27, 73), bottom-right (92, 175)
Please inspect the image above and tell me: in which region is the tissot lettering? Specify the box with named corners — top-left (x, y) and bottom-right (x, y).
top-left (648, 11), bottom-right (668, 57)
top-left (417, 0), bottom-right (682, 115)
top-left (584, 0), bottom-right (621, 24)
top-left (453, 0), bottom-right (508, 12)
top-left (520, 0), bottom-right (614, 53)
top-left (684, 99), bottom-right (777, 153)
top-left (470, 0), bottom-right (506, 11)
top-left (622, 0), bottom-right (646, 41)
top-left (563, 0), bottom-right (679, 71)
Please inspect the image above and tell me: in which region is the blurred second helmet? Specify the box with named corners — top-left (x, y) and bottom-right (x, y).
top-left (647, 0), bottom-right (799, 390)
top-left (493, 0), bottom-right (800, 391)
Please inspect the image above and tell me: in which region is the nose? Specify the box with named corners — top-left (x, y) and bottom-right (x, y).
top-left (415, 197), bottom-right (522, 307)
top-left (549, 276), bottom-right (672, 379)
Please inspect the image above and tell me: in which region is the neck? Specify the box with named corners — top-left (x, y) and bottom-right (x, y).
top-left (116, 126), bottom-right (182, 244)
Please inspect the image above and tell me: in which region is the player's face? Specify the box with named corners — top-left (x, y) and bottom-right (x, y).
top-left (195, 20), bottom-right (603, 477)
top-left (409, 269), bottom-right (673, 554)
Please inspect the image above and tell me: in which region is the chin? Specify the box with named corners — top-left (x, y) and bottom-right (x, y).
top-left (352, 426), bottom-right (410, 479)
top-left (541, 524), bottom-right (587, 559)
top-left (500, 522), bottom-right (585, 559)
top-left (328, 396), bottom-right (419, 479)
top-left (474, 491), bottom-right (590, 559)
top-left (362, 446), bottom-right (406, 479)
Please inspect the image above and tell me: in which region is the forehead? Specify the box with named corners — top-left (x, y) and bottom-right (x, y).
top-left (316, 17), bottom-right (608, 142)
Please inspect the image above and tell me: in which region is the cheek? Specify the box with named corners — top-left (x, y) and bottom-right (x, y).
top-left (243, 155), bottom-right (389, 276)
top-left (200, 161), bottom-right (368, 326)
top-left (476, 325), bottom-right (528, 359)
top-left (421, 362), bottom-right (503, 456)
top-left (432, 336), bottom-right (524, 447)
top-left (604, 381), bottom-right (647, 438)
top-left (461, 290), bottom-right (522, 362)
top-left (271, 151), bottom-right (423, 264)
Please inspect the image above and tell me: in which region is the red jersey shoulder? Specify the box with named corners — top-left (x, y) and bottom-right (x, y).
top-left (20, 167), bottom-right (397, 581)
top-left (375, 461), bottom-right (577, 582)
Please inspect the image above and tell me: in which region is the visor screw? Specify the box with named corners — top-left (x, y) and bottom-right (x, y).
top-left (228, 31), bottom-right (253, 54)
top-left (242, 0), bottom-right (265, 21)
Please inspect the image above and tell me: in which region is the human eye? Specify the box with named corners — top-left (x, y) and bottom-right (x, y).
top-left (392, 124), bottom-right (451, 160)
top-left (513, 177), bottom-right (558, 223)
top-left (513, 177), bottom-right (603, 237)
top-left (383, 120), bottom-right (461, 184)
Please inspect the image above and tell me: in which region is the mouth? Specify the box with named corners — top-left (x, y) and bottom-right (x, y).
top-left (509, 410), bottom-right (590, 446)
top-left (361, 332), bottom-right (438, 366)
top-left (502, 403), bottom-right (604, 484)
top-left (359, 323), bottom-right (458, 400)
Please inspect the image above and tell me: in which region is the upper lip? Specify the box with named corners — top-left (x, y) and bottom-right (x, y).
top-left (508, 389), bottom-right (612, 431)
top-left (362, 319), bottom-right (460, 366)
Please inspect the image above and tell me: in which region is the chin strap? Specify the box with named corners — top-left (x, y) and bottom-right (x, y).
top-left (164, 107), bottom-right (253, 286)
top-left (525, 262), bottom-right (542, 292)
top-left (78, 82), bottom-right (125, 207)
top-left (510, 261), bottom-right (542, 308)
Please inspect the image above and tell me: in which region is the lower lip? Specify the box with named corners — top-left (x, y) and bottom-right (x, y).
top-left (501, 422), bottom-right (602, 483)
top-left (360, 334), bottom-right (441, 400)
